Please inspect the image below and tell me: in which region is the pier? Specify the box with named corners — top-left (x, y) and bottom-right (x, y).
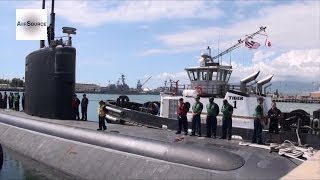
top-left (273, 98), bottom-right (320, 104)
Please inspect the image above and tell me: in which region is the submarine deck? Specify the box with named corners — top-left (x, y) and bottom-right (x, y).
top-left (0, 109), bottom-right (315, 179)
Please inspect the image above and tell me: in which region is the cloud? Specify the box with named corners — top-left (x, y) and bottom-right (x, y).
top-left (18, 1), bottom-right (224, 27)
top-left (252, 51), bottom-right (276, 63)
top-left (153, 72), bottom-right (189, 86)
top-left (230, 49), bottom-right (320, 83)
top-left (150, 49), bottom-right (319, 88)
top-left (138, 45), bottom-right (203, 56)
top-left (143, 1), bottom-right (319, 55)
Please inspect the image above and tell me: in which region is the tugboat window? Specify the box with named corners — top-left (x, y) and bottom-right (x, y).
top-left (188, 70), bottom-right (198, 81)
top-left (208, 70), bottom-right (217, 81)
top-left (200, 71), bottom-right (207, 81)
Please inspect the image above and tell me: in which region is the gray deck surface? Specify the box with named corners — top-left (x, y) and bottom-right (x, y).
top-left (0, 109), bottom-right (302, 179)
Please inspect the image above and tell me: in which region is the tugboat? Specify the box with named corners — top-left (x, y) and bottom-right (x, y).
top-left (160, 27), bottom-right (273, 131)
top-left (105, 27), bottom-right (320, 146)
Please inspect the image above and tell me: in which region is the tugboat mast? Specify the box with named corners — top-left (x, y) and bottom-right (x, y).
top-left (211, 26), bottom-right (267, 63)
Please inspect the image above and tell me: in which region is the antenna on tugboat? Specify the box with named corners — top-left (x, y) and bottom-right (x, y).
top-left (207, 46), bottom-right (211, 57)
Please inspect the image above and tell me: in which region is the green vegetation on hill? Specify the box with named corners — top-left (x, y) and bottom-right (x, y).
top-left (0, 78), bottom-right (24, 87)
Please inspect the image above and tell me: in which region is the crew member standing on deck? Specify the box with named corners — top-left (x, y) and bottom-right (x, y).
top-left (176, 98), bottom-right (189, 135)
top-left (0, 93), bottom-right (2, 109)
top-left (3, 92), bottom-right (7, 109)
top-left (191, 96), bottom-right (203, 137)
top-left (72, 94), bottom-right (80, 120)
top-left (81, 94), bottom-right (89, 121)
top-left (14, 92), bottom-right (20, 111)
top-left (252, 97), bottom-right (265, 144)
top-left (220, 99), bottom-right (233, 140)
top-left (22, 93), bottom-right (25, 111)
top-left (206, 97), bottom-right (220, 138)
top-left (267, 101), bottom-right (282, 142)
top-left (8, 93), bottom-right (13, 109)
top-left (97, 100), bottom-right (107, 131)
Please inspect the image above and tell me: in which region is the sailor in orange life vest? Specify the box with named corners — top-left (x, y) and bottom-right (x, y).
top-left (176, 98), bottom-right (189, 135)
top-left (97, 100), bottom-right (107, 131)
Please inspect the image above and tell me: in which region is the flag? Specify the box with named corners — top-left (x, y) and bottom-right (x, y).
top-left (267, 41), bottom-right (271, 47)
top-left (245, 38), bottom-right (260, 49)
top-left (265, 37), bottom-right (272, 47)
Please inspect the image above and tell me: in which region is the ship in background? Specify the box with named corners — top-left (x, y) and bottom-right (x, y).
top-left (75, 74), bottom-right (165, 95)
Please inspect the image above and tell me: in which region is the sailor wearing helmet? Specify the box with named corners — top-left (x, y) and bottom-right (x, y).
top-left (252, 96), bottom-right (265, 144)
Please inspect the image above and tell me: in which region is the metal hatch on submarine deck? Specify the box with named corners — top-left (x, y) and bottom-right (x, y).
top-left (25, 0), bottom-right (77, 120)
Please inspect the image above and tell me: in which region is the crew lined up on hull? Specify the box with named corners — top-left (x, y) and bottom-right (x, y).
top-left (0, 92), bottom-right (24, 111)
top-left (174, 96), bottom-right (282, 144)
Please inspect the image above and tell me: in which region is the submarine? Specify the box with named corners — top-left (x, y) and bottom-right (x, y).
top-left (25, 0), bottom-right (76, 120)
top-left (0, 0), bottom-right (319, 179)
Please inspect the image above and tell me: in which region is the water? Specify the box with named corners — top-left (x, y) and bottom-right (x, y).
top-left (0, 146), bottom-right (73, 180)
top-left (276, 102), bottom-right (319, 115)
top-left (78, 93), bottom-right (160, 122)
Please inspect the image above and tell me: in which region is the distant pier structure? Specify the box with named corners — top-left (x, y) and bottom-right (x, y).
top-left (272, 98), bottom-right (320, 104)
top-left (25, 0), bottom-right (77, 119)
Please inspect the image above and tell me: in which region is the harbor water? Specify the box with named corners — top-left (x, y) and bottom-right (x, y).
top-left (0, 146), bottom-right (73, 180)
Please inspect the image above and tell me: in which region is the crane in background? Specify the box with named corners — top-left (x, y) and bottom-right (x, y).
top-left (137, 76), bottom-right (152, 91)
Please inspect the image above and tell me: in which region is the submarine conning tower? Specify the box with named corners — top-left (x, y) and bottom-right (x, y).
top-left (25, 0), bottom-right (77, 119)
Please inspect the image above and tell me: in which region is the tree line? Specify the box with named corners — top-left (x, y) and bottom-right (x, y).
top-left (0, 78), bottom-right (24, 87)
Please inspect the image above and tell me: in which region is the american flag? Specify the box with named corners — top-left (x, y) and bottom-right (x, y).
top-left (245, 39), bottom-right (260, 49)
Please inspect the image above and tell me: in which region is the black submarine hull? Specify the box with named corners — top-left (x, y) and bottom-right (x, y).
top-left (25, 47), bottom-right (76, 119)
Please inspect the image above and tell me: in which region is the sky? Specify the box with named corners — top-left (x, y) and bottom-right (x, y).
top-left (0, 0), bottom-right (319, 91)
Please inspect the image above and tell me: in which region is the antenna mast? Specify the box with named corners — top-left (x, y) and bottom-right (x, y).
top-left (48, 0), bottom-right (55, 46)
top-left (40, 0), bottom-right (45, 48)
